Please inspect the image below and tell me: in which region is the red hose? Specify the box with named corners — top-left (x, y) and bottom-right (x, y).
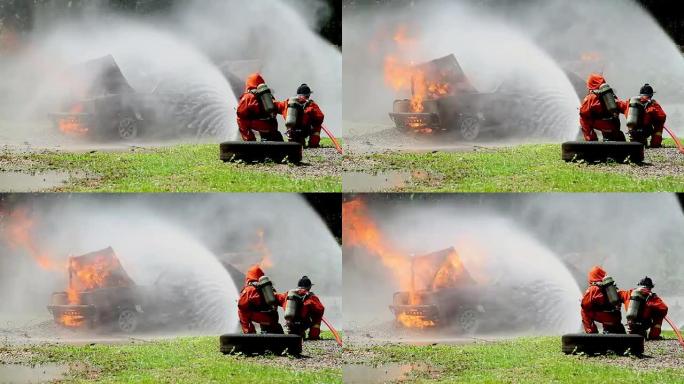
top-left (321, 125), bottom-right (343, 155)
top-left (665, 316), bottom-right (684, 348)
top-left (664, 126), bottom-right (684, 154)
top-left (322, 316), bottom-right (343, 347)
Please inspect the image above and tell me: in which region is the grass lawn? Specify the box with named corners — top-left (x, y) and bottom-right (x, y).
top-left (349, 331), bottom-right (684, 383)
top-left (3, 332), bottom-right (342, 384)
top-left (346, 139), bottom-right (684, 192)
top-left (1, 139), bottom-right (341, 192)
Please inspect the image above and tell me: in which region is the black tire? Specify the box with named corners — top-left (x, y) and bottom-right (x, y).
top-left (561, 333), bottom-right (644, 355)
top-left (456, 308), bottom-right (480, 335)
top-left (561, 141), bottom-right (644, 163)
top-left (219, 141), bottom-right (303, 163)
top-left (116, 113), bottom-right (142, 141)
top-left (219, 333), bottom-right (303, 355)
top-left (458, 115), bottom-right (481, 141)
top-left (116, 308), bottom-right (139, 334)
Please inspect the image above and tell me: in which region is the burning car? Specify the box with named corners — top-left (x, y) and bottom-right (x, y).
top-left (49, 55), bottom-right (242, 141)
top-left (389, 247), bottom-right (485, 333)
top-left (49, 56), bottom-right (167, 141)
top-left (47, 247), bottom-right (142, 332)
top-left (389, 54), bottom-right (537, 140)
top-left (47, 247), bottom-right (221, 334)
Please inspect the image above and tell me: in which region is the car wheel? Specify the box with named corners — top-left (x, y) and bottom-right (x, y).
top-left (457, 309), bottom-right (480, 334)
top-left (458, 115), bottom-right (481, 141)
top-left (117, 308), bottom-right (139, 333)
top-left (117, 115), bottom-right (140, 141)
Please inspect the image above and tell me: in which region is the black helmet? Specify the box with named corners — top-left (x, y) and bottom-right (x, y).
top-left (296, 83), bottom-right (312, 96)
top-left (297, 275), bottom-right (313, 289)
top-left (639, 83), bottom-right (655, 97)
top-left (638, 276), bottom-right (654, 289)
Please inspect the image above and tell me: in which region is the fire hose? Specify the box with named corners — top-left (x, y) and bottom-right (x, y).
top-left (663, 126), bottom-right (684, 154)
top-left (665, 316), bottom-right (684, 348)
top-left (321, 125), bottom-right (343, 155)
top-left (322, 316), bottom-right (343, 347)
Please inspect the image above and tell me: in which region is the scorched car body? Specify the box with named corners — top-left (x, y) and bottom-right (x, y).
top-left (389, 54), bottom-right (537, 140)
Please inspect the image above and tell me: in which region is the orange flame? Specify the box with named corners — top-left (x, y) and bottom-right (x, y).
top-left (58, 104), bottom-right (88, 135)
top-left (2, 209), bottom-right (62, 271)
top-left (61, 313), bottom-right (85, 327)
top-left (344, 199), bottom-right (484, 328)
top-left (397, 313), bottom-right (435, 328)
top-left (432, 249), bottom-right (467, 291)
top-left (383, 26), bottom-right (452, 114)
top-left (342, 199), bottom-right (413, 292)
top-left (251, 229), bottom-right (273, 269)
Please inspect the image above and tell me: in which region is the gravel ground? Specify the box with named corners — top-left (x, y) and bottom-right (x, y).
top-left (577, 338), bottom-right (684, 371)
top-left (241, 146), bottom-right (342, 180)
top-left (244, 338), bottom-right (345, 370)
top-left (590, 147), bottom-right (684, 179)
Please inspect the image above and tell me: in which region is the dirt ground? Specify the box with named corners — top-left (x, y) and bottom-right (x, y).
top-left (579, 338), bottom-right (684, 371)
top-left (591, 146), bottom-right (684, 179)
top-left (344, 121), bottom-right (521, 154)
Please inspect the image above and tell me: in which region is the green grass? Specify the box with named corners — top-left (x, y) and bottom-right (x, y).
top-left (353, 139), bottom-right (684, 192)
top-left (14, 139), bottom-right (341, 192)
top-left (5, 334), bottom-right (342, 384)
top-left (354, 332), bottom-right (684, 383)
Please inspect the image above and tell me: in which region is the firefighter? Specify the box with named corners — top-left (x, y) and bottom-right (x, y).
top-left (236, 73), bottom-right (284, 142)
top-left (275, 276), bottom-right (325, 340)
top-left (619, 84), bottom-right (667, 148)
top-left (618, 277), bottom-right (668, 340)
top-left (237, 264), bottom-right (284, 334)
top-left (580, 266), bottom-right (626, 334)
top-left (579, 74), bottom-right (626, 142)
top-left (276, 84), bottom-right (325, 148)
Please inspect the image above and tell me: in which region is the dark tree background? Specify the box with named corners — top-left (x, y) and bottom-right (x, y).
top-left (0, 0), bottom-right (341, 46)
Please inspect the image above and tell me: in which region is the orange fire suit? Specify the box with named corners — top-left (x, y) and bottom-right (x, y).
top-left (237, 265), bottom-right (283, 334)
top-left (579, 74), bottom-right (625, 142)
top-left (236, 73), bottom-right (283, 142)
top-left (618, 287), bottom-right (668, 340)
top-left (618, 97), bottom-right (667, 148)
top-left (276, 288), bottom-right (325, 340)
top-left (276, 96), bottom-right (325, 148)
top-left (580, 266), bottom-right (625, 334)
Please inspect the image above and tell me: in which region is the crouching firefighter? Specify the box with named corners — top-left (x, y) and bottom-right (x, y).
top-left (619, 277), bottom-right (668, 340)
top-left (579, 74), bottom-right (626, 142)
top-left (620, 84), bottom-right (667, 148)
top-left (581, 266), bottom-right (626, 334)
top-left (237, 265), bottom-right (284, 334)
top-left (277, 84), bottom-right (325, 148)
top-left (275, 276), bottom-right (325, 340)
top-left (236, 73), bottom-right (284, 142)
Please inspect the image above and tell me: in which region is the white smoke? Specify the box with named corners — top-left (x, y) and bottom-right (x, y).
top-left (0, 193), bottom-right (342, 335)
top-left (0, 0), bottom-right (341, 145)
top-left (344, 200), bottom-right (582, 336)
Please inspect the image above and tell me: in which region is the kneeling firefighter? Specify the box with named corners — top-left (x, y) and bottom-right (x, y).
top-left (618, 277), bottom-right (668, 340)
top-left (581, 266), bottom-right (626, 334)
top-left (620, 84), bottom-right (667, 148)
top-left (579, 74), bottom-right (626, 142)
top-left (236, 73), bottom-right (284, 142)
top-left (275, 276), bottom-right (325, 340)
top-left (237, 264), bottom-right (284, 334)
top-left (276, 84), bottom-right (325, 148)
